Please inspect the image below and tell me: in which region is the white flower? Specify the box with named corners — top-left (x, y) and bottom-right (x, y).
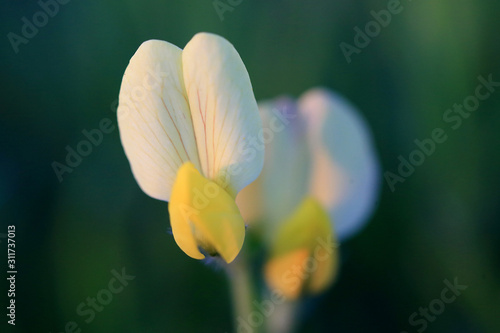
top-left (238, 88), bottom-right (380, 240)
top-left (236, 88), bottom-right (380, 297)
top-left (117, 33), bottom-right (264, 263)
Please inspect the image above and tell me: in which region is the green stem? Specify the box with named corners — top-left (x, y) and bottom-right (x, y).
top-left (265, 300), bottom-right (298, 333)
top-left (227, 254), bottom-right (261, 333)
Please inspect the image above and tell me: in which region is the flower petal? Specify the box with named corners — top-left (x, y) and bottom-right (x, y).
top-left (169, 162), bottom-right (245, 263)
top-left (236, 98), bottom-right (310, 236)
top-left (265, 248), bottom-right (310, 299)
top-left (306, 233), bottom-right (339, 295)
top-left (118, 40), bottom-right (201, 201)
top-left (182, 32), bottom-right (263, 193)
top-left (264, 197), bottom-right (337, 299)
top-left (298, 88), bottom-right (380, 241)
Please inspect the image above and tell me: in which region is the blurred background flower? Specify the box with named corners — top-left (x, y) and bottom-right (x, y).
top-left (237, 88), bottom-right (380, 241)
top-left (1, 1), bottom-right (499, 332)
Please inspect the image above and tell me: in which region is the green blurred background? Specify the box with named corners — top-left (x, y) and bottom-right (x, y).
top-left (1, 0), bottom-right (499, 332)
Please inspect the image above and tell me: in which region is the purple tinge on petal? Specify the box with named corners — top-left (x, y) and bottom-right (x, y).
top-left (245, 96), bottom-right (312, 232)
top-left (270, 96), bottom-right (306, 138)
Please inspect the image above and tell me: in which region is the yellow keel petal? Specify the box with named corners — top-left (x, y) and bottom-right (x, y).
top-left (265, 248), bottom-right (310, 299)
top-left (169, 162), bottom-right (245, 263)
top-left (307, 234), bottom-right (338, 295)
top-left (264, 197), bottom-right (338, 299)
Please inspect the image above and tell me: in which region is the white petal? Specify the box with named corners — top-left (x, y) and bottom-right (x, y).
top-left (298, 88), bottom-right (381, 241)
top-left (236, 98), bottom-right (311, 239)
top-left (260, 99), bottom-right (311, 224)
top-left (118, 40), bottom-right (201, 201)
top-left (182, 33), bottom-right (263, 193)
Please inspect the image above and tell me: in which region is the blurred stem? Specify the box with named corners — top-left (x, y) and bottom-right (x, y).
top-left (227, 255), bottom-right (299, 333)
top-left (227, 254), bottom-right (262, 333)
top-left (265, 301), bottom-right (298, 333)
